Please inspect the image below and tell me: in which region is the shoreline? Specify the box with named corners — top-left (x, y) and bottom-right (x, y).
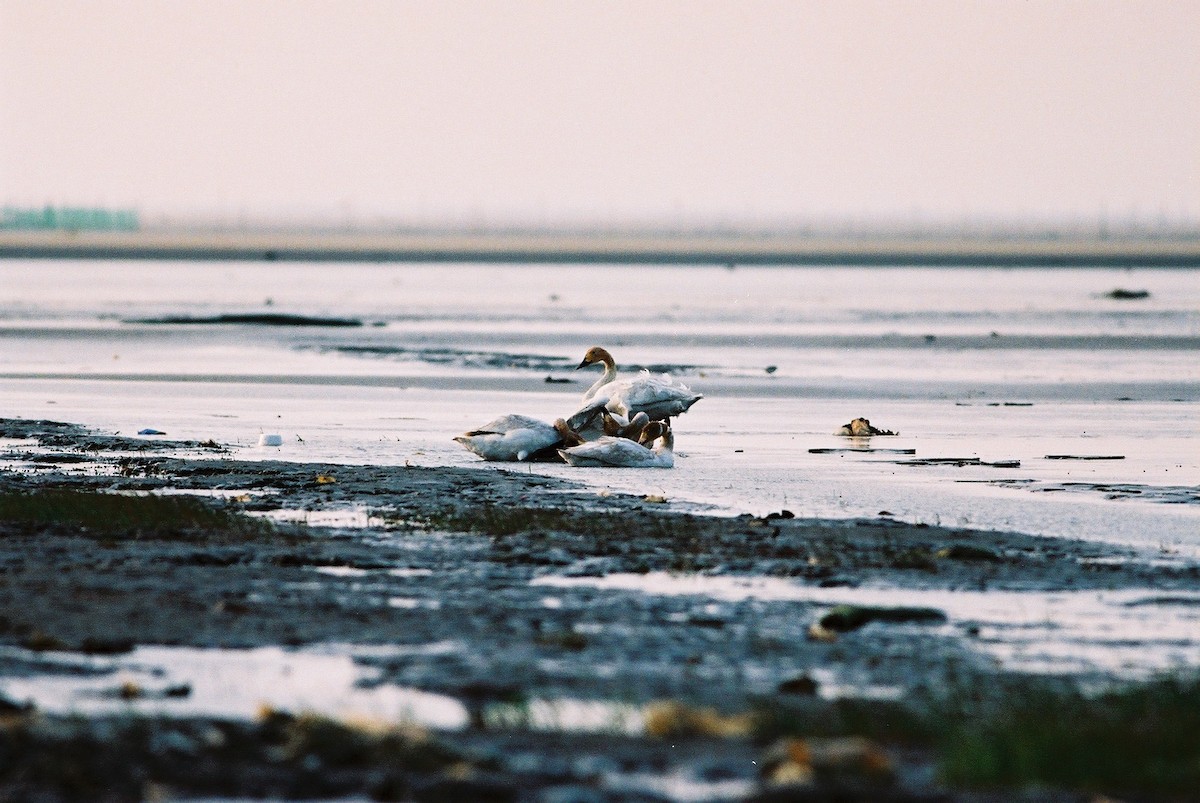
top-left (4, 227), bottom-right (1200, 266)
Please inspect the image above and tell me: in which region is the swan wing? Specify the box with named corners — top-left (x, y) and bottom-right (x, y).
top-left (564, 397), bottom-right (611, 431)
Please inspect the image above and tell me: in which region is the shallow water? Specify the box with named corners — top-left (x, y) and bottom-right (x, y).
top-left (2, 260), bottom-right (1197, 552)
top-left (535, 574), bottom-right (1200, 681)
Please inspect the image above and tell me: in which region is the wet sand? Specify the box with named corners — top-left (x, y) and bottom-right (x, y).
top-left (3, 418), bottom-right (1199, 800)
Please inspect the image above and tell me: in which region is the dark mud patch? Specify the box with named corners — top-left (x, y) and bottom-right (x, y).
top-left (895, 457), bottom-right (1021, 468)
top-left (310, 344), bottom-right (575, 372)
top-left (808, 447), bottom-right (916, 455)
top-left (1101, 288), bottom-right (1151, 300)
top-left (818, 605), bottom-right (947, 632)
top-left (130, 313), bottom-right (364, 327)
top-left (963, 478), bottom-right (1200, 505)
top-left (1045, 453), bottom-right (1126, 461)
top-left (302, 344), bottom-right (706, 377)
top-left (1, 417), bottom-right (228, 455)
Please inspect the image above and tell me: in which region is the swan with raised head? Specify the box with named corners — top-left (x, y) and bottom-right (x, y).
top-left (558, 421), bottom-right (675, 468)
top-left (455, 415), bottom-right (583, 462)
top-left (576, 346), bottom-right (702, 421)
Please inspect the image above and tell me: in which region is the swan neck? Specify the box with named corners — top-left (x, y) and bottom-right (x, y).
top-left (584, 360), bottom-right (618, 401)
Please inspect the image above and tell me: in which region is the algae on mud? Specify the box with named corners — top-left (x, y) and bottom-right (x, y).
top-left (0, 489), bottom-right (275, 542)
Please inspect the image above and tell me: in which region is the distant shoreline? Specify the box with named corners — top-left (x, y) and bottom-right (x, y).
top-left (3, 228), bottom-right (1200, 266)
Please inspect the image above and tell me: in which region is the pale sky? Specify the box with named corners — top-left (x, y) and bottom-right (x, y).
top-left (2, 1), bottom-right (1198, 228)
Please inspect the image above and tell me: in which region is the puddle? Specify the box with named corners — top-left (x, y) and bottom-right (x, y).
top-left (314, 565), bottom-right (373, 578)
top-left (257, 508), bottom-right (386, 528)
top-left (534, 573), bottom-right (1200, 680)
top-left (604, 770), bottom-right (756, 803)
top-left (0, 644), bottom-right (468, 730)
top-left (484, 697), bottom-right (644, 735)
top-left (389, 567), bottom-right (434, 577)
top-left (387, 596), bottom-right (442, 609)
top-left (0, 643), bottom-right (668, 739)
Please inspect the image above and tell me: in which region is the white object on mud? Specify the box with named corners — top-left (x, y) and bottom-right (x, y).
top-left (258, 433), bottom-right (284, 447)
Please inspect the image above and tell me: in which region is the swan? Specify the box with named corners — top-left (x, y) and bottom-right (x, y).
top-left (455, 415), bottom-right (582, 462)
top-left (576, 346), bottom-right (702, 421)
top-left (558, 421), bottom-right (675, 468)
top-left (835, 417), bottom-right (898, 437)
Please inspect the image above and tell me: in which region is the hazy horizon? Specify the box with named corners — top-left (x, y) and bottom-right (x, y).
top-left (2, 2), bottom-right (1198, 230)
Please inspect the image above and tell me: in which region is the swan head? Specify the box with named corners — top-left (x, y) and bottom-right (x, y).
top-left (576, 346), bottom-right (615, 371)
top-left (638, 420), bottom-right (668, 446)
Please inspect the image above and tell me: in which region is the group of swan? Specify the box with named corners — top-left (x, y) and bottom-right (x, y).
top-left (454, 347), bottom-right (701, 468)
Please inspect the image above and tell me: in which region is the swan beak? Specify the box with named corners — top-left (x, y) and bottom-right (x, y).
top-left (575, 358), bottom-right (591, 370)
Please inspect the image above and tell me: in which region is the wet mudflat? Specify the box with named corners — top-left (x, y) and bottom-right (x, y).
top-left (2, 418), bottom-right (1200, 802)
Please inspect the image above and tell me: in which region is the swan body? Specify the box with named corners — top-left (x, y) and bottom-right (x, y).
top-left (558, 421), bottom-right (674, 468)
top-left (455, 414), bottom-right (575, 461)
top-left (603, 410), bottom-right (650, 440)
top-left (576, 346), bottom-right (702, 421)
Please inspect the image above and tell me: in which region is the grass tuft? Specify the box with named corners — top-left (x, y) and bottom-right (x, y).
top-left (939, 676), bottom-right (1200, 796)
top-left (415, 503), bottom-right (692, 540)
top-left (756, 675), bottom-right (1200, 797)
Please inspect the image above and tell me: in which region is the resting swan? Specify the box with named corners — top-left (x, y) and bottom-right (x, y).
top-left (558, 421), bottom-right (675, 468)
top-left (455, 415), bottom-right (583, 462)
top-left (576, 346), bottom-right (702, 421)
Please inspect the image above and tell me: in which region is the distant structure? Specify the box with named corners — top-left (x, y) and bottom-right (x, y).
top-left (1, 205), bottom-right (138, 232)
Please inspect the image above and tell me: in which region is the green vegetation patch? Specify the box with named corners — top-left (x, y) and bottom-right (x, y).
top-left (757, 675), bottom-right (1200, 797)
top-left (754, 695), bottom-right (936, 747)
top-left (0, 489), bottom-right (275, 542)
top-left (416, 503), bottom-right (692, 540)
top-left (940, 676), bottom-right (1200, 796)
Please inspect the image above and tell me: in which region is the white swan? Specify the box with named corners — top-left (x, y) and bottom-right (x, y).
top-left (455, 415), bottom-right (582, 462)
top-left (558, 421), bottom-right (675, 468)
top-left (576, 346), bottom-right (702, 421)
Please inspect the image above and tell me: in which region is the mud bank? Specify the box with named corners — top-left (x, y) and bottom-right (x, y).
top-left (2, 418), bottom-right (1198, 801)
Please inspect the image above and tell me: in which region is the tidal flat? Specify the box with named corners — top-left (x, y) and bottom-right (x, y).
top-left (2, 417), bottom-right (1200, 801)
